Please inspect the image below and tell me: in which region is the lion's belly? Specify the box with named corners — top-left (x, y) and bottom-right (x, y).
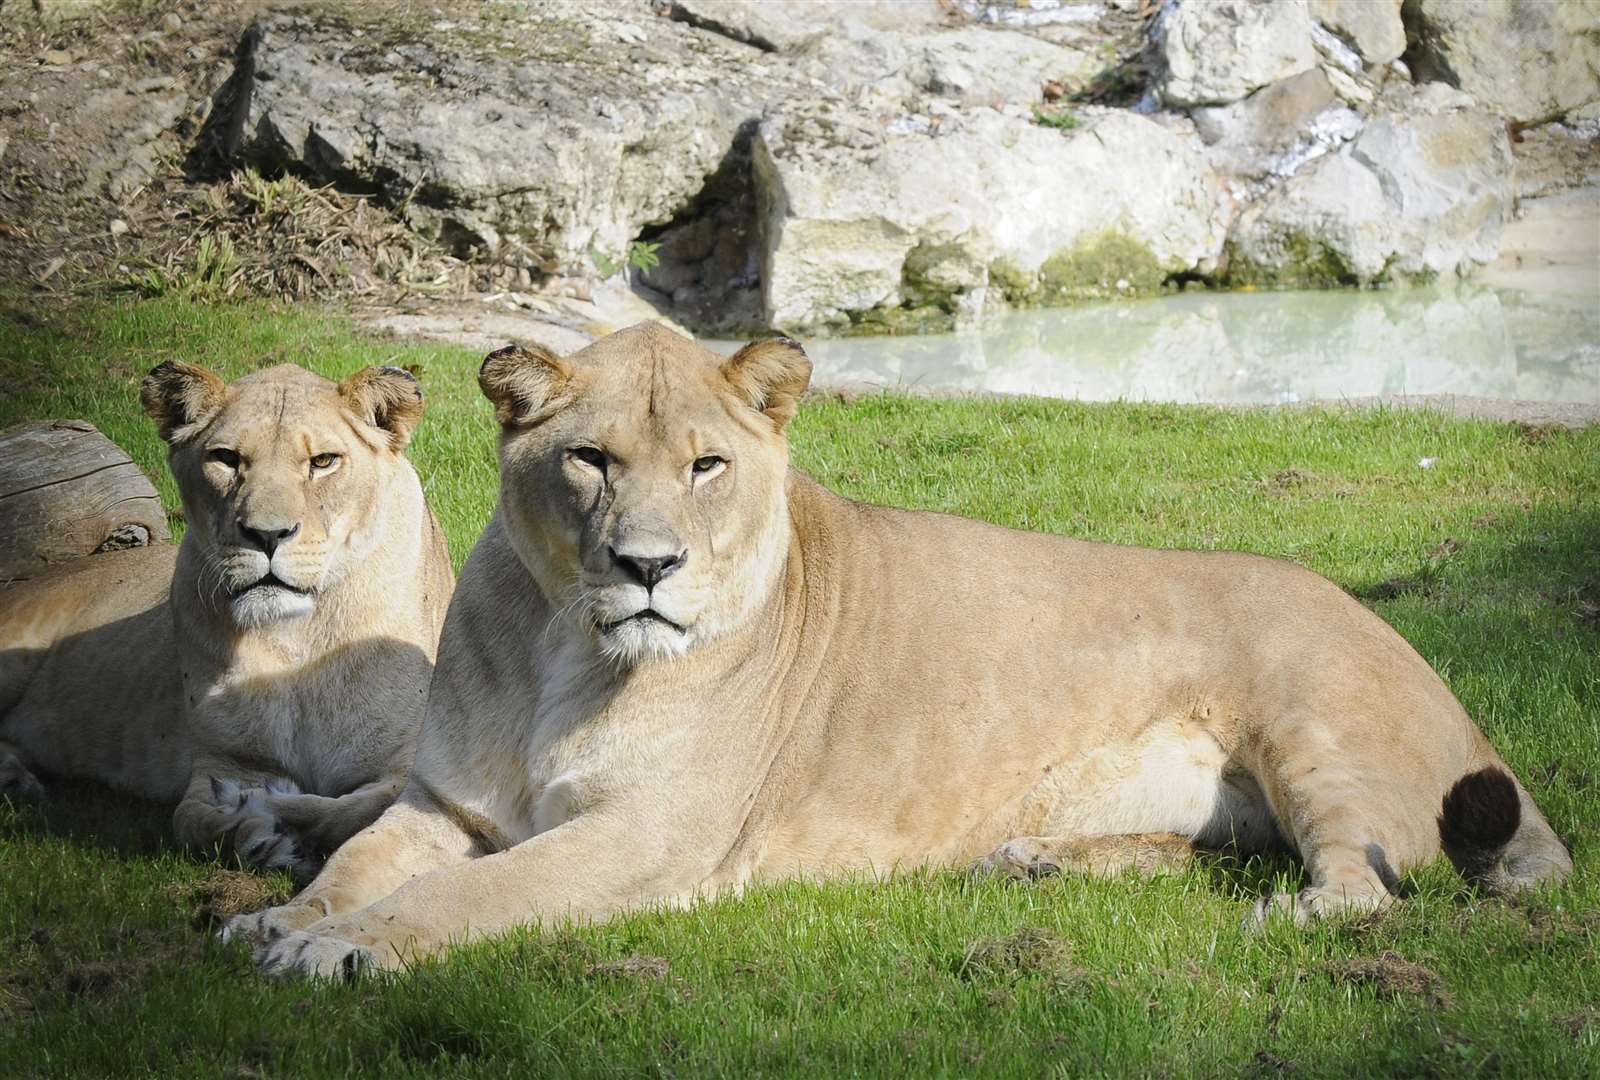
top-left (755, 702), bottom-right (1277, 876)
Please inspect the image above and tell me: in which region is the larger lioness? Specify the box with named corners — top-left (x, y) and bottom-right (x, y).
top-left (0, 362), bottom-right (453, 879)
top-left (229, 323), bottom-right (1570, 977)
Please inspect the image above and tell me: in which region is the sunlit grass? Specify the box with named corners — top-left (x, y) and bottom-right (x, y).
top-left (1, 298), bottom-right (1596, 1076)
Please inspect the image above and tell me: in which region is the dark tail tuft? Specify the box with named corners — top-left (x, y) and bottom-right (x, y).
top-left (1438, 766), bottom-right (1521, 882)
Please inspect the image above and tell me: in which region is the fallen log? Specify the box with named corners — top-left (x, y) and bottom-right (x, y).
top-left (0, 420), bottom-right (170, 582)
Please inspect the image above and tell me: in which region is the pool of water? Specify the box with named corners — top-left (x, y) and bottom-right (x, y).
top-left (772, 284), bottom-right (1599, 406)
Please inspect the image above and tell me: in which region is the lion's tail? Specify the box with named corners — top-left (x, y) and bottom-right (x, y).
top-left (1438, 765), bottom-right (1572, 895)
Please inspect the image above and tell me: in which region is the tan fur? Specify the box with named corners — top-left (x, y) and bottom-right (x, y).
top-left (228, 324), bottom-right (1570, 977)
top-left (0, 363), bottom-right (454, 879)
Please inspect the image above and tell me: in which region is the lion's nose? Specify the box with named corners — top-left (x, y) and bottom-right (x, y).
top-left (241, 521), bottom-right (301, 556)
top-left (609, 547), bottom-right (686, 591)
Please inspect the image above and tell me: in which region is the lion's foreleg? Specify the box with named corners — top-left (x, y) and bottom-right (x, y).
top-left (223, 785), bottom-right (477, 947)
top-left (254, 801), bottom-right (697, 978)
top-left (265, 775), bottom-right (406, 855)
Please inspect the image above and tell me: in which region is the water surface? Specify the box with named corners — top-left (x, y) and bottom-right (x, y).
top-left (774, 286), bottom-right (1599, 406)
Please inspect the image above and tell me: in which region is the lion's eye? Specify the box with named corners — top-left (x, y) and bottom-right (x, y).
top-left (207, 448), bottom-right (241, 469)
top-left (692, 455), bottom-right (725, 475)
top-left (310, 452), bottom-right (340, 473)
top-left (570, 446), bottom-right (607, 472)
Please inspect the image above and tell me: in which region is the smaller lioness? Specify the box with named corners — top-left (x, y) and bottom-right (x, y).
top-left (230, 324), bottom-right (1570, 977)
top-left (0, 362), bottom-right (453, 879)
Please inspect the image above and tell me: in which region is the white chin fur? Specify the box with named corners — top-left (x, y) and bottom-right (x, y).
top-left (230, 587), bottom-right (315, 628)
top-left (596, 618), bottom-right (689, 665)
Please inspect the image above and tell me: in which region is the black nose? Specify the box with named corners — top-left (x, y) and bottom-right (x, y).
top-left (610, 547), bottom-right (686, 591)
top-left (241, 522), bottom-right (300, 556)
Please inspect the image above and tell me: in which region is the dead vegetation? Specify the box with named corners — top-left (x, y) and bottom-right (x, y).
top-left (0, 0), bottom-right (474, 306)
top-left (175, 868), bottom-right (292, 926)
top-left (1325, 951), bottom-right (1451, 1008)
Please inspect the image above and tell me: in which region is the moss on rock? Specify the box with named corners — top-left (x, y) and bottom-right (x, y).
top-left (1038, 231), bottom-right (1165, 302)
top-left (1223, 233), bottom-right (1361, 289)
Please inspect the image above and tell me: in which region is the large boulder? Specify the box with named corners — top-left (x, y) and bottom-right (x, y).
top-left (1225, 85), bottom-right (1513, 285)
top-left (229, 10), bottom-right (786, 274)
top-left (1403, 0), bottom-right (1600, 124)
top-left (1155, 0), bottom-right (1319, 107)
top-left (753, 106), bottom-right (1226, 333)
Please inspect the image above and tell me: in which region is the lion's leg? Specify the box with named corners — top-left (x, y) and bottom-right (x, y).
top-left (1242, 709), bottom-right (1457, 927)
top-left (972, 833), bottom-right (1198, 881)
top-left (173, 770), bottom-right (320, 880)
top-left (223, 786), bottom-right (476, 945)
top-left (0, 741), bottom-right (45, 805)
top-left (264, 775), bottom-right (406, 855)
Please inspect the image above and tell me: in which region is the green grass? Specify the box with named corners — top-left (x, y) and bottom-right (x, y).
top-left (1, 297), bottom-right (1597, 1076)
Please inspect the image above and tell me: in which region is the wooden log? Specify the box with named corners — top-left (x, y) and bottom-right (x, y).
top-left (0, 420), bottom-right (170, 582)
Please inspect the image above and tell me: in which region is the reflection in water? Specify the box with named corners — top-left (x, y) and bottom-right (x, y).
top-left (767, 286), bottom-right (1599, 406)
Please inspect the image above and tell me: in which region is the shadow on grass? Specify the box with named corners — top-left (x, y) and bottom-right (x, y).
top-left (0, 781), bottom-right (194, 863)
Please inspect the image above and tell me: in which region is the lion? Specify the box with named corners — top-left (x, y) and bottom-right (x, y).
top-left (226, 323), bottom-right (1570, 977)
top-left (0, 362), bottom-right (454, 879)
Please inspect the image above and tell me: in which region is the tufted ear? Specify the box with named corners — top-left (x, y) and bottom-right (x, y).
top-left (478, 343), bottom-right (575, 427)
top-left (721, 336), bottom-right (812, 430)
top-left (339, 365), bottom-right (425, 451)
top-left (140, 360), bottom-right (228, 444)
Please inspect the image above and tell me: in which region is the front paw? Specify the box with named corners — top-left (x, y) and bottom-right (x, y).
top-left (208, 778), bottom-right (322, 881)
top-left (219, 900), bottom-right (324, 946)
top-left (255, 928), bottom-right (379, 980)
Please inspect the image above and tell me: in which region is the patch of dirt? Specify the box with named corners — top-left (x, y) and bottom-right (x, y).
top-left (1249, 1048), bottom-right (1299, 1075)
top-left (584, 954), bottom-right (671, 981)
top-left (1325, 951), bottom-right (1451, 1008)
top-left (957, 926), bottom-right (1077, 981)
top-left (175, 868), bottom-right (291, 925)
top-left (1555, 1006), bottom-right (1598, 1039)
top-left (0, 1), bottom-right (473, 304)
top-left (1269, 467), bottom-right (1318, 490)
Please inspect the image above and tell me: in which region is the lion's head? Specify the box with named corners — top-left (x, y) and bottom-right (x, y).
top-left (478, 323), bottom-right (812, 664)
top-left (141, 361), bottom-right (426, 628)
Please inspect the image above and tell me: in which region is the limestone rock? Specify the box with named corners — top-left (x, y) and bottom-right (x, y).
top-left (753, 106), bottom-right (1226, 333)
top-left (660, 0), bottom-right (821, 53)
top-left (1404, 0), bottom-right (1600, 124)
top-left (230, 10), bottom-right (778, 275)
top-left (1312, 0), bottom-right (1405, 68)
top-left (1193, 68), bottom-right (1359, 185)
top-left (1226, 87), bottom-right (1513, 285)
top-left (1156, 0), bottom-right (1319, 107)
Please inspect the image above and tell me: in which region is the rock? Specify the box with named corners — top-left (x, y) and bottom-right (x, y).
top-left (109, 218), bottom-right (129, 236)
top-left (1312, 0), bottom-right (1404, 68)
top-left (1193, 68), bottom-right (1354, 184)
top-left (1225, 88), bottom-right (1513, 285)
top-left (230, 11), bottom-right (783, 275)
top-left (660, 0), bottom-right (821, 53)
top-left (1155, 0), bottom-right (1318, 107)
top-left (1403, 0), bottom-right (1600, 124)
top-left (905, 26), bottom-right (1102, 108)
top-left (753, 106), bottom-right (1225, 333)
top-left (161, 12), bottom-right (183, 33)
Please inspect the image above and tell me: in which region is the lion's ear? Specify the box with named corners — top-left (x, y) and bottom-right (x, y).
top-left (478, 343), bottom-right (574, 427)
top-left (722, 337), bottom-right (811, 431)
top-left (140, 360), bottom-right (228, 444)
top-left (339, 366), bottom-right (425, 451)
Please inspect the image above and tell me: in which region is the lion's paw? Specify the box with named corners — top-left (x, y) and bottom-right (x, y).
top-left (969, 838), bottom-right (1061, 882)
top-left (219, 901), bottom-right (322, 946)
top-left (208, 777), bottom-right (322, 881)
top-left (1243, 886), bottom-right (1392, 930)
top-left (254, 928), bottom-right (377, 980)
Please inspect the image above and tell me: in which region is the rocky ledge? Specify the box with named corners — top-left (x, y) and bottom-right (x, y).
top-left (219, 0), bottom-right (1598, 336)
